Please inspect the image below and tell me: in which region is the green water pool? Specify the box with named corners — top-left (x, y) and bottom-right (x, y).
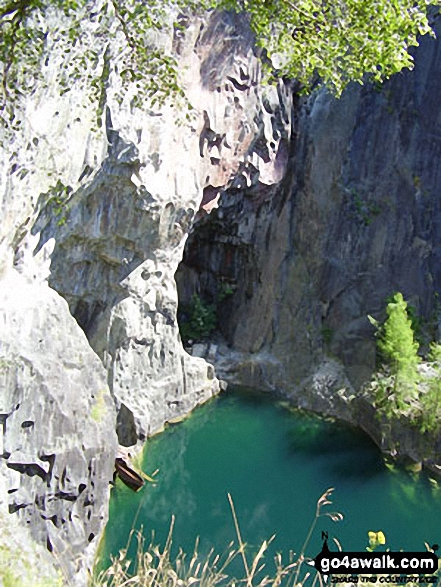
top-left (102, 388), bottom-right (441, 572)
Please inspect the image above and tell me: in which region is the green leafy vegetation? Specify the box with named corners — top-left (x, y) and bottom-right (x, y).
top-left (376, 292), bottom-right (419, 399)
top-left (417, 342), bottom-right (441, 435)
top-left (321, 325), bottom-right (334, 345)
top-left (217, 281), bottom-right (235, 302)
top-left (36, 180), bottom-right (72, 228)
top-left (211, 0), bottom-right (436, 95)
top-left (368, 293), bottom-right (441, 435)
top-left (178, 281), bottom-right (236, 343)
top-left (418, 376), bottom-right (441, 434)
top-left (0, 0), bottom-right (437, 132)
top-left (428, 341), bottom-right (441, 362)
top-left (179, 294), bottom-right (217, 343)
top-left (349, 189), bottom-right (382, 226)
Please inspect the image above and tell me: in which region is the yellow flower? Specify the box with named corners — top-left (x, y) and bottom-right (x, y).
top-left (368, 531), bottom-right (386, 548)
top-left (377, 531), bottom-right (386, 545)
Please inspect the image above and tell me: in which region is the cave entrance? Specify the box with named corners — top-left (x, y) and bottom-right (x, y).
top-left (175, 208), bottom-right (239, 348)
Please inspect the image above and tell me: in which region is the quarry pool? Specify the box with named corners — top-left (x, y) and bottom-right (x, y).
top-left (102, 388), bottom-right (441, 575)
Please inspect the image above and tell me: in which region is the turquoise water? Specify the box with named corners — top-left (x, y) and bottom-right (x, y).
top-left (102, 388), bottom-right (441, 572)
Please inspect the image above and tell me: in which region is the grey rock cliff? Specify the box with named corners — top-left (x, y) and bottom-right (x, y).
top-left (4, 2), bottom-right (441, 578)
top-left (0, 269), bottom-right (117, 585)
top-left (0, 6), bottom-right (291, 581)
top-left (23, 9), bottom-right (292, 444)
top-left (178, 21), bottom-right (441, 465)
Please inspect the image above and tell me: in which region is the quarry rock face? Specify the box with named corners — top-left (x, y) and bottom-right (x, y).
top-left (25, 9), bottom-right (292, 444)
top-left (178, 21), bottom-right (441, 465)
top-left (2, 1), bottom-right (441, 580)
top-left (0, 6), bottom-right (291, 581)
top-left (0, 269), bottom-right (117, 585)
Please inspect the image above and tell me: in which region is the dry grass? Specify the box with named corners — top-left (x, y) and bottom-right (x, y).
top-left (90, 489), bottom-right (341, 587)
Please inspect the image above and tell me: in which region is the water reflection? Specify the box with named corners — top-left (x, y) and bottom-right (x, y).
top-left (285, 414), bottom-right (386, 480)
top-left (103, 389), bottom-right (441, 570)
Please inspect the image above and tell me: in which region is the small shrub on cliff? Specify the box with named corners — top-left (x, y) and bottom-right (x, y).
top-left (369, 294), bottom-right (441, 435)
top-left (179, 294), bottom-right (216, 343)
top-left (428, 342), bottom-right (441, 363)
top-left (369, 292), bottom-right (420, 416)
top-left (416, 346), bottom-right (441, 435)
top-left (417, 377), bottom-right (441, 435)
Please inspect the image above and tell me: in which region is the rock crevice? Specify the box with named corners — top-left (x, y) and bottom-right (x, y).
top-left (177, 18), bottom-right (441, 469)
top-left (0, 8), bottom-right (292, 582)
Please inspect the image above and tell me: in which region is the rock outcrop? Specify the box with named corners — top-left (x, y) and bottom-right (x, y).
top-left (0, 5), bottom-right (292, 582)
top-left (177, 19), bottom-right (441, 466)
top-left (3, 1), bottom-right (441, 579)
top-left (24, 9), bottom-right (292, 443)
top-left (0, 269), bottom-right (117, 585)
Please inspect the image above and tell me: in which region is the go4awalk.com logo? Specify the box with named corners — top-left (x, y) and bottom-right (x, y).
top-left (308, 533), bottom-right (439, 584)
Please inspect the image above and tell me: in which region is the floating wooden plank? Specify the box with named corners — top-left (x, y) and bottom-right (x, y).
top-left (114, 458), bottom-right (144, 492)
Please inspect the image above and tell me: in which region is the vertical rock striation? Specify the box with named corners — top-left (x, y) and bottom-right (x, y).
top-left (0, 5), bottom-right (292, 580)
top-left (5, 0), bottom-right (441, 575)
top-left (25, 9), bottom-right (293, 443)
top-left (178, 19), bottom-right (441, 464)
top-left (0, 270), bottom-right (117, 585)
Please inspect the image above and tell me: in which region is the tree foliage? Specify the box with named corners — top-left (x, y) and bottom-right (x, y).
top-left (0, 0), bottom-right (437, 125)
top-left (369, 294), bottom-right (441, 436)
top-left (215, 0), bottom-right (437, 94)
top-left (417, 342), bottom-right (441, 435)
top-left (418, 376), bottom-right (441, 435)
top-left (0, 0), bottom-right (189, 119)
top-left (369, 292), bottom-right (420, 417)
top-left (378, 292), bottom-right (420, 387)
top-left (178, 294), bottom-right (217, 343)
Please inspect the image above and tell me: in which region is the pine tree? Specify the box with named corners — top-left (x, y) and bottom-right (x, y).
top-left (376, 292), bottom-right (420, 412)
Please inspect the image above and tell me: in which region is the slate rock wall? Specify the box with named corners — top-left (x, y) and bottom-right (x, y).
top-left (178, 22), bottom-right (441, 464)
top-left (0, 6), bottom-right (292, 581)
